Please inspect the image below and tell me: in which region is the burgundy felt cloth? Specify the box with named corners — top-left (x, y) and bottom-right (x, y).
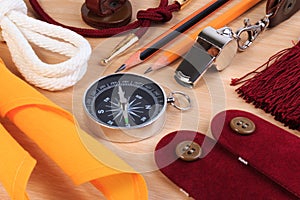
top-left (155, 110), bottom-right (300, 199)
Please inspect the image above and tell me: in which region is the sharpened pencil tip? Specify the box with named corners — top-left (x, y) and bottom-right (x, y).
top-left (115, 64), bottom-right (126, 73)
top-left (144, 67), bottom-right (153, 74)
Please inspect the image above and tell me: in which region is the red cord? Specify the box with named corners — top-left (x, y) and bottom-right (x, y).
top-left (28, 0), bottom-right (181, 38)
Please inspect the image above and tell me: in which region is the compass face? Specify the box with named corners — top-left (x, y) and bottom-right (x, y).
top-left (84, 73), bottom-right (166, 129)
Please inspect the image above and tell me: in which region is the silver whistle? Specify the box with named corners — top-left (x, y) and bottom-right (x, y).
top-left (174, 26), bottom-right (237, 88)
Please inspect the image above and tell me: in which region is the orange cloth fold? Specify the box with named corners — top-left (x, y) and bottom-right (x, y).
top-left (0, 123), bottom-right (36, 200)
top-left (0, 58), bottom-right (148, 200)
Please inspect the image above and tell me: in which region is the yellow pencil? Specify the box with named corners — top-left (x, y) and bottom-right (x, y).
top-left (145, 0), bottom-right (263, 73)
top-left (115, 0), bottom-right (232, 72)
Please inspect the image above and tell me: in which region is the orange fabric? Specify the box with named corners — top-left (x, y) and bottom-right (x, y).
top-left (0, 58), bottom-right (148, 200)
top-left (0, 123), bottom-right (36, 200)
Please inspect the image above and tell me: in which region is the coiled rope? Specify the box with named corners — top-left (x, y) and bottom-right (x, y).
top-left (0, 0), bottom-right (91, 91)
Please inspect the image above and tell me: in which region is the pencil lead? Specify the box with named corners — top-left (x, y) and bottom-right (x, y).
top-left (115, 64), bottom-right (126, 73)
top-left (144, 67), bottom-right (153, 74)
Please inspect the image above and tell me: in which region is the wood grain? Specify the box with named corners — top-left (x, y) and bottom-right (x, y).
top-left (0, 0), bottom-right (299, 199)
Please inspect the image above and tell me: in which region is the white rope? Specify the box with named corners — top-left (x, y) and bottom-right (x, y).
top-left (0, 0), bottom-right (91, 91)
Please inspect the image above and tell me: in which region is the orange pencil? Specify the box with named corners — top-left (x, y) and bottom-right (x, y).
top-left (145, 0), bottom-right (263, 73)
top-left (115, 0), bottom-right (232, 72)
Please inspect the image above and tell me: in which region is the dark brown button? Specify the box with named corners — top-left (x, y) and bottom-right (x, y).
top-left (176, 141), bottom-right (201, 161)
top-left (81, 0), bottom-right (132, 29)
top-left (230, 117), bottom-right (256, 135)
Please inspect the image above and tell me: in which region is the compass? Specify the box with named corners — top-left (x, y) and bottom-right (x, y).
top-left (83, 73), bottom-right (190, 143)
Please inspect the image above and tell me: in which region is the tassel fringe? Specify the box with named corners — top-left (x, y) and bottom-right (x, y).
top-left (231, 41), bottom-right (300, 131)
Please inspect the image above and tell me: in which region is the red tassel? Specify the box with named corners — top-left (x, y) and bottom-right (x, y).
top-left (231, 41), bottom-right (300, 131)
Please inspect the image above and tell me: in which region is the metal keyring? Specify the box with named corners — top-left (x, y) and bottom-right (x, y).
top-left (167, 91), bottom-right (191, 111)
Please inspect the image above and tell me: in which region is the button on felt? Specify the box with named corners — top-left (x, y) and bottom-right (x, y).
top-left (211, 110), bottom-right (300, 199)
top-left (155, 129), bottom-right (299, 199)
top-left (230, 116), bottom-right (255, 135)
top-left (175, 141), bottom-right (201, 161)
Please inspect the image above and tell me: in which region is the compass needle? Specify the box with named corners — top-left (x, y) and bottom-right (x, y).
top-left (117, 85), bottom-right (130, 126)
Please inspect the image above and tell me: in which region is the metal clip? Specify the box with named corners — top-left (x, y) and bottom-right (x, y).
top-left (235, 14), bottom-right (271, 51)
top-left (174, 0), bottom-right (191, 9)
top-left (100, 33), bottom-right (139, 65)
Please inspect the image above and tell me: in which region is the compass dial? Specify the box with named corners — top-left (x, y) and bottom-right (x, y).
top-left (84, 73), bottom-right (166, 129)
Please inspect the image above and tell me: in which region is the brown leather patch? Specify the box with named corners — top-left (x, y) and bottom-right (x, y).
top-left (266, 0), bottom-right (300, 27)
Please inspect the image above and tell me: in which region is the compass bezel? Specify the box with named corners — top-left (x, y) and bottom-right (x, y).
top-left (83, 73), bottom-right (168, 130)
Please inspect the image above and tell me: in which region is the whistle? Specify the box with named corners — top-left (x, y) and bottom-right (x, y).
top-left (174, 26), bottom-right (237, 88)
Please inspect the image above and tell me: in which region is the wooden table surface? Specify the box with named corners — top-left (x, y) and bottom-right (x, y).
top-left (0, 0), bottom-right (299, 199)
